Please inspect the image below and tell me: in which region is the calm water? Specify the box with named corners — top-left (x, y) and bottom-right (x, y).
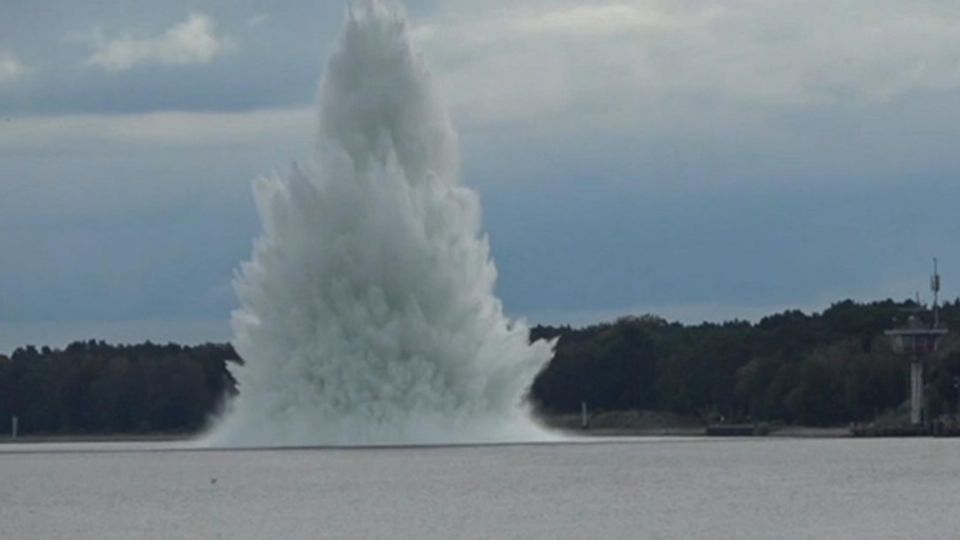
top-left (1, 438), bottom-right (959, 539)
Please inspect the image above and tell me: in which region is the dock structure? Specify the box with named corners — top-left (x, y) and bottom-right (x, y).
top-left (884, 260), bottom-right (948, 426)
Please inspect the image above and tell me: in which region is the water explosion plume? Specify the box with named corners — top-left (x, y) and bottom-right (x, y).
top-left (209, 0), bottom-right (555, 446)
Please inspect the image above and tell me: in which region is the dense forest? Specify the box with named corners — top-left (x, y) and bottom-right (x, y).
top-left (1, 298), bottom-right (959, 436)
top-left (0, 342), bottom-right (239, 435)
top-left (532, 299), bottom-right (960, 425)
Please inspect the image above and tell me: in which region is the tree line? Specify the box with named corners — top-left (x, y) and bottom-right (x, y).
top-left (531, 299), bottom-right (960, 425)
top-left (0, 341), bottom-right (238, 435)
top-left (1, 298), bottom-right (958, 436)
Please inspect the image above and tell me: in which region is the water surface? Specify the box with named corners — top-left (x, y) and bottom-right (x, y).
top-left (1, 438), bottom-right (958, 539)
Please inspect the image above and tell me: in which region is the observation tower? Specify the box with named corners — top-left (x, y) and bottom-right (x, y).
top-left (885, 259), bottom-right (948, 426)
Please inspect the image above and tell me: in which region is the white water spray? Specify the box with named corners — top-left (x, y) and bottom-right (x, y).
top-left (209, 0), bottom-right (555, 446)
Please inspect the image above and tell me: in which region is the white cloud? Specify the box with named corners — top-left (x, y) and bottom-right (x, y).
top-left (508, 4), bottom-right (677, 36)
top-left (413, 1), bottom-right (960, 127)
top-left (0, 107), bottom-right (314, 247)
top-left (247, 13), bottom-right (270, 28)
top-left (0, 51), bottom-right (27, 83)
top-left (0, 107), bottom-right (312, 149)
top-left (85, 13), bottom-right (233, 71)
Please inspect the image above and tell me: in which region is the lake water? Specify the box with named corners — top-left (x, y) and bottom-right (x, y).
top-left (1, 437), bottom-right (959, 539)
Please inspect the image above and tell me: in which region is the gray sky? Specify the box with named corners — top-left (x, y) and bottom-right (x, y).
top-left (2, 0), bottom-right (960, 352)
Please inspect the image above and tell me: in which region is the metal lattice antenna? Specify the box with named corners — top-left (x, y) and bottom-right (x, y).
top-left (932, 257), bottom-right (941, 328)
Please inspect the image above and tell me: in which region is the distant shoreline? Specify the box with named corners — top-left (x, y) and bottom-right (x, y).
top-left (561, 426), bottom-right (851, 438)
top-left (541, 412), bottom-right (853, 438)
top-left (0, 433), bottom-right (190, 444)
top-left (0, 425), bottom-right (853, 445)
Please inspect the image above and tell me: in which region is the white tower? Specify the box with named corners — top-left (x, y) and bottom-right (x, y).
top-left (885, 260), bottom-right (948, 426)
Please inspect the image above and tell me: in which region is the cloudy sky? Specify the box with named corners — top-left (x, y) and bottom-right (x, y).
top-left (3, 0), bottom-right (960, 352)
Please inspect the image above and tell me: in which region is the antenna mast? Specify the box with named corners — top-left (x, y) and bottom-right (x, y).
top-left (932, 257), bottom-right (941, 328)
